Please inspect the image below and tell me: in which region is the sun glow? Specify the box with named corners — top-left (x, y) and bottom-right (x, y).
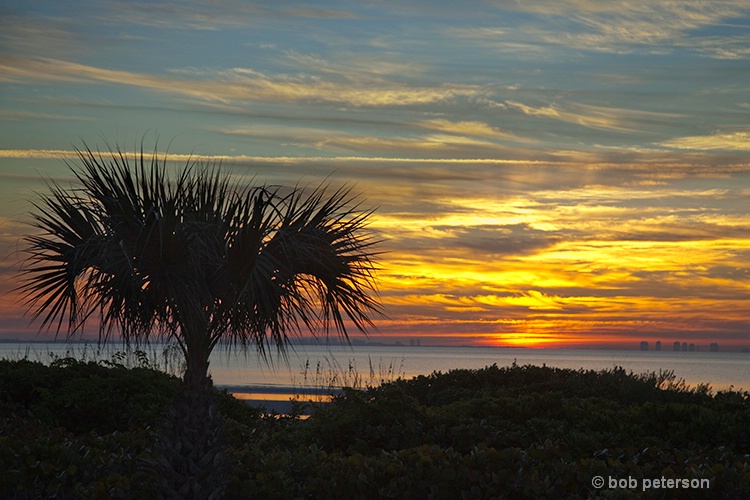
top-left (368, 188), bottom-right (750, 348)
top-left (486, 333), bottom-right (570, 348)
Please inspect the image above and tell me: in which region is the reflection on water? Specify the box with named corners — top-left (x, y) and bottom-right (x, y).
top-left (230, 391), bottom-right (334, 403)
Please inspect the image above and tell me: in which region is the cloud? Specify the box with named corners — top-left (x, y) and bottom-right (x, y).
top-left (223, 67), bottom-right (481, 106)
top-left (0, 56), bottom-right (482, 108)
top-left (311, 133), bottom-right (514, 156)
top-left (0, 147), bottom-right (539, 166)
top-left (505, 100), bottom-right (683, 133)
top-left (507, 1), bottom-right (750, 55)
top-left (428, 223), bottom-right (563, 256)
top-left (0, 10), bottom-right (80, 58)
top-left (417, 119), bottom-right (535, 144)
top-left (5, 147), bottom-right (750, 347)
top-left (214, 120), bottom-right (536, 158)
top-left (0, 110), bottom-right (93, 122)
top-left (688, 35), bottom-right (750, 60)
top-left (282, 51), bottom-right (429, 80)
top-left (102, 1), bottom-right (359, 31)
top-left (445, 1), bottom-right (750, 61)
top-left (659, 131), bottom-right (750, 151)
top-left (4, 1), bottom-right (750, 348)
top-left (0, 149), bottom-right (82, 159)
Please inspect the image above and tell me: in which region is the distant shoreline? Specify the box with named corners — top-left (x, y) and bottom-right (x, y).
top-left (1, 337), bottom-right (748, 353)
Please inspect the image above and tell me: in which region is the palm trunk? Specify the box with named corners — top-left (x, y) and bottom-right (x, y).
top-left (150, 333), bottom-right (231, 499)
top-left (184, 346), bottom-right (211, 387)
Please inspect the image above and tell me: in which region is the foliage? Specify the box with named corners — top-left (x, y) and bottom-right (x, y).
top-left (0, 356), bottom-right (179, 434)
top-left (0, 357), bottom-right (176, 498)
top-left (2, 359), bottom-right (749, 498)
top-left (229, 364), bottom-right (750, 499)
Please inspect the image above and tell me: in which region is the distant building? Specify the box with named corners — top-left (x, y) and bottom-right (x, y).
top-left (655, 341), bottom-right (661, 351)
top-left (682, 342), bottom-right (688, 352)
top-left (688, 343), bottom-right (695, 352)
top-left (710, 342), bottom-right (719, 352)
top-left (673, 341), bottom-right (681, 351)
top-left (640, 341), bottom-right (649, 351)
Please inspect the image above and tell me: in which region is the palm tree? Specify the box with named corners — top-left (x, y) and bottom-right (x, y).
top-left (17, 143), bottom-right (382, 497)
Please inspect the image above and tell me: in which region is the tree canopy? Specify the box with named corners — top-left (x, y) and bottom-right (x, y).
top-left (18, 145), bottom-right (383, 372)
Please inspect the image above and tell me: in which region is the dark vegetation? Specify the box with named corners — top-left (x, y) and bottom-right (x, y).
top-left (1, 358), bottom-right (749, 499)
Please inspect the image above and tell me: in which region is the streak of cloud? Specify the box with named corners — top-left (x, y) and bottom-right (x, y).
top-left (0, 56), bottom-right (482, 108)
top-left (660, 131), bottom-right (750, 151)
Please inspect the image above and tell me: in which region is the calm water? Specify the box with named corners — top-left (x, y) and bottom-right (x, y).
top-left (1, 341), bottom-right (748, 392)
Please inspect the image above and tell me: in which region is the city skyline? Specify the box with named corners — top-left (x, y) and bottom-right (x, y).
top-left (1, 1), bottom-right (750, 349)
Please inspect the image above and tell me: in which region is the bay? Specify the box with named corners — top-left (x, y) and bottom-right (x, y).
top-left (1, 341), bottom-right (748, 393)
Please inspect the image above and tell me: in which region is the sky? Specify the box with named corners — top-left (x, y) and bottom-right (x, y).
top-left (1, 1), bottom-right (750, 350)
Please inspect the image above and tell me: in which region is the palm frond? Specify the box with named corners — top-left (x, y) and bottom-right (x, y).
top-left (261, 184), bottom-right (383, 342)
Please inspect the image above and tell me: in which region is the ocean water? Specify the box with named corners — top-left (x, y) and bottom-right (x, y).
top-left (1, 341), bottom-right (748, 393)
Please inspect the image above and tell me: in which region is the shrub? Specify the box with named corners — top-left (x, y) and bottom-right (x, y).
top-left (3, 359), bottom-right (750, 498)
top-left (0, 357), bottom-right (180, 433)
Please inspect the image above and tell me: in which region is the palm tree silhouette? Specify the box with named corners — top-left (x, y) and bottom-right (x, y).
top-left (17, 143), bottom-right (382, 497)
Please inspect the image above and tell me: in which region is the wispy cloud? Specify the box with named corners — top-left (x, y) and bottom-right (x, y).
top-left (659, 131), bottom-right (750, 151)
top-left (309, 133), bottom-right (516, 157)
top-left (0, 148), bottom-right (537, 164)
top-left (505, 1), bottom-right (750, 56)
top-left (504, 100), bottom-right (683, 133)
top-left (0, 110), bottom-right (93, 121)
top-left (213, 118), bottom-right (539, 158)
top-left (0, 11), bottom-right (80, 58)
top-left (223, 67), bottom-right (482, 106)
top-left (282, 51), bottom-right (428, 80)
top-left (102, 1), bottom-right (359, 31)
top-left (0, 56), bottom-right (482, 107)
top-left (693, 36), bottom-right (750, 59)
top-left (417, 119), bottom-right (535, 144)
